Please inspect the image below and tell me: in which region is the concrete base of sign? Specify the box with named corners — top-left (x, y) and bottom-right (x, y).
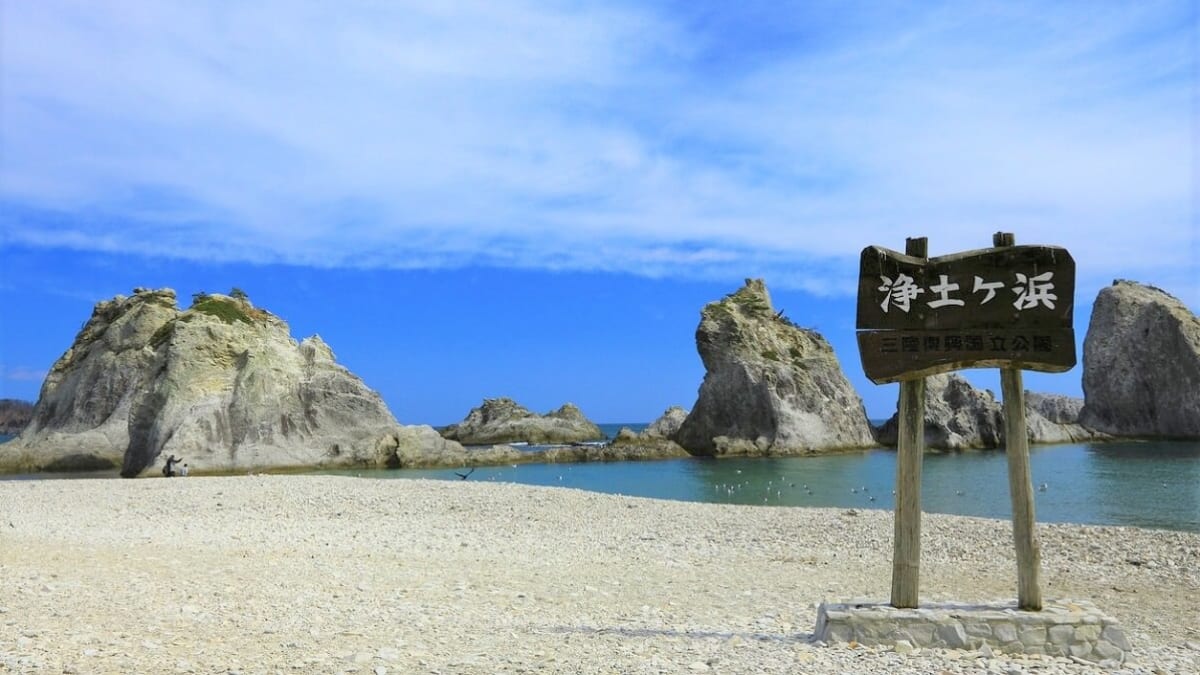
top-left (813, 599), bottom-right (1130, 666)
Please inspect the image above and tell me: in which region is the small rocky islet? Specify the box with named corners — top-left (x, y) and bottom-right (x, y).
top-left (2, 278), bottom-right (1198, 476)
top-left (438, 397), bottom-right (604, 445)
top-left (0, 399), bottom-right (33, 435)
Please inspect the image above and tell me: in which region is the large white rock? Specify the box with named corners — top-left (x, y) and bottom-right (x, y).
top-left (675, 279), bottom-right (876, 455)
top-left (1079, 280), bottom-right (1200, 438)
top-left (1, 288), bottom-right (459, 475)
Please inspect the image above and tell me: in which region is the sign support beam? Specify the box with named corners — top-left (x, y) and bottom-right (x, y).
top-left (995, 232), bottom-right (1044, 611)
top-left (891, 236), bottom-right (927, 610)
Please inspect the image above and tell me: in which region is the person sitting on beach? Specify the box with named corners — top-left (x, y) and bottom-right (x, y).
top-left (162, 454), bottom-right (182, 477)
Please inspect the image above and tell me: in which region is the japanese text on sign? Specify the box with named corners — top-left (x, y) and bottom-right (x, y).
top-left (878, 272), bottom-right (1057, 314)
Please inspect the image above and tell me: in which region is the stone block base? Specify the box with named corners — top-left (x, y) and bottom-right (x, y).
top-left (813, 599), bottom-right (1130, 666)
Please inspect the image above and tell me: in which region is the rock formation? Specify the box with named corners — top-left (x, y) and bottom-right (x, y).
top-left (1024, 392), bottom-right (1106, 444)
top-left (439, 397), bottom-right (603, 445)
top-left (874, 373), bottom-right (1003, 450)
top-left (0, 288), bottom-right (457, 475)
top-left (0, 399), bottom-right (34, 435)
top-left (605, 406), bottom-right (691, 461)
top-left (642, 406), bottom-right (688, 439)
top-left (875, 374), bottom-right (1105, 449)
top-left (1079, 280), bottom-right (1200, 438)
top-left (674, 279), bottom-right (876, 456)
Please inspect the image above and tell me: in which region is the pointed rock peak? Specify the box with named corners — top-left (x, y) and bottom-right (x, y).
top-left (931, 372), bottom-right (998, 406)
top-left (129, 287), bottom-right (179, 307)
top-left (299, 335), bottom-right (335, 363)
top-left (72, 288), bottom-right (182, 357)
top-left (643, 406), bottom-right (688, 439)
top-left (474, 397), bottom-right (535, 423)
top-left (548, 402), bottom-right (587, 421)
top-left (710, 278), bottom-right (774, 318)
top-left (89, 287), bottom-right (178, 322)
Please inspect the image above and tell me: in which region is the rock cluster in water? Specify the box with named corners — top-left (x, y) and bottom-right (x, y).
top-left (606, 406), bottom-right (690, 460)
top-left (675, 279), bottom-right (876, 455)
top-left (5, 275), bottom-right (1198, 477)
top-left (0, 288), bottom-right (458, 475)
top-left (438, 397), bottom-right (603, 445)
top-left (874, 373), bottom-right (1106, 450)
top-left (874, 373), bottom-right (1004, 450)
top-left (1079, 280), bottom-right (1200, 438)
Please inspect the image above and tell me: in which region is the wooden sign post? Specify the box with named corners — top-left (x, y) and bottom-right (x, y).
top-left (994, 232), bottom-right (1043, 611)
top-left (891, 237), bottom-right (927, 609)
top-left (856, 232), bottom-right (1074, 611)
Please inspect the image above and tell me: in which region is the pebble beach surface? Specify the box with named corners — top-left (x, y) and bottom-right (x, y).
top-left (2, 475), bottom-right (1197, 674)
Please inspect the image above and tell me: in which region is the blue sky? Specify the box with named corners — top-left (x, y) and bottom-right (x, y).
top-left (1, 1), bottom-right (1196, 425)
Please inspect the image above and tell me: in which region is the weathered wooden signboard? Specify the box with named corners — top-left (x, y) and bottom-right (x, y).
top-left (856, 238), bottom-right (1075, 383)
top-left (858, 233), bottom-right (1075, 612)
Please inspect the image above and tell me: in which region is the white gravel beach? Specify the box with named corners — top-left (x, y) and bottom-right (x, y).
top-left (1, 474), bottom-right (1198, 674)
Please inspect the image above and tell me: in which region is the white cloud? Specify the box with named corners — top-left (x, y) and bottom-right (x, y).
top-left (1, 1), bottom-right (1194, 304)
top-left (2, 366), bottom-right (48, 383)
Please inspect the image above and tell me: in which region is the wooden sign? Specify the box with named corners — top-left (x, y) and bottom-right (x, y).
top-left (865, 233), bottom-right (1059, 612)
top-left (856, 242), bottom-right (1075, 384)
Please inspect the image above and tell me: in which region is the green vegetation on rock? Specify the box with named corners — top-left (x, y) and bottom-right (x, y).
top-left (190, 297), bottom-right (255, 325)
top-left (149, 321), bottom-right (176, 348)
top-left (730, 292), bottom-right (771, 315)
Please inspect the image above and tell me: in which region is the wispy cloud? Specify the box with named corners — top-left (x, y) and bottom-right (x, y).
top-left (1, 1), bottom-right (1194, 302)
top-left (2, 366), bottom-right (48, 383)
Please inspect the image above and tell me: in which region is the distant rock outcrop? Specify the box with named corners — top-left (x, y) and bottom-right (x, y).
top-left (874, 373), bottom-right (1004, 450)
top-left (643, 406), bottom-right (688, 439)
top-left (875, 374), bottom-right (1106, 449)
top-left (1, 288), bottom-right (457, 475)
top-left (674, 279), bottom-right (876, 456)
top-left (605, 406), bottom-right (691, 461)
top-left (1025, 392), bottom-right (1107, 444)
top-left (439, 397), bottom-right (603, 445)
top-left (0, 399), bottom-right (34, 435)
top-left (1079, 280), bottom-right (1200, 438)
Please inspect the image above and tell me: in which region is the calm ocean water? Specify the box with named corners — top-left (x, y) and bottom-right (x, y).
top-left (4, 428), bottom-right (1199, 533)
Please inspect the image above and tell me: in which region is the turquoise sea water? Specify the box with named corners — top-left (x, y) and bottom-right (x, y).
top-left (4, 429), bottom-right (1199, 533)
top-left (350, 439), bottom-right (1200, 533)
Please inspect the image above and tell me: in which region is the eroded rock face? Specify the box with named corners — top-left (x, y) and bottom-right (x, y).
top-left (874, 373), bottom-right (1004, 450)
top-left (1025, 392), bottom-right (1107, 444)
top-left (674, 279), bottom-right (875, 456)
top-left (439, 397), bottom-right (603, 445)
top-left (875, 374), bottom-right (1106, 449)
top-left (1079, 280), bottom-right (1200, 438)
top-left (1, 288), bottom-right (456, 475)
